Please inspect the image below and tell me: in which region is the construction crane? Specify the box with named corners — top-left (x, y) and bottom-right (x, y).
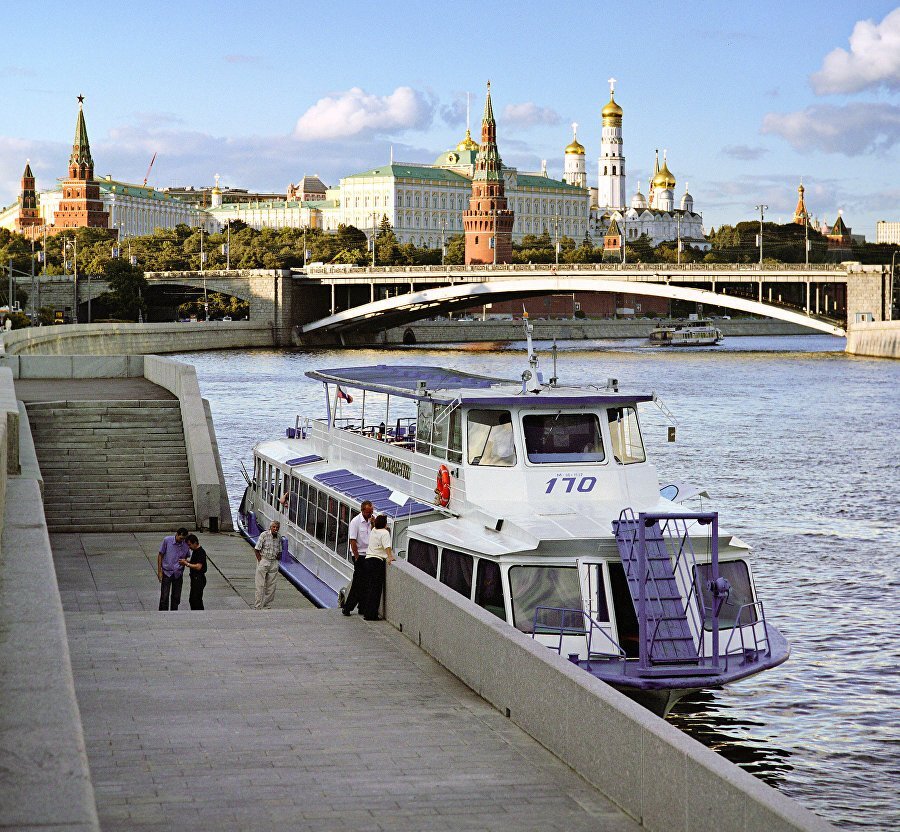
top-left (142, 152), bottom-right (157, 187)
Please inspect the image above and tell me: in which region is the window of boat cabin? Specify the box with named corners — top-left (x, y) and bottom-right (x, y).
top-left (315, 490), bottom-right (328, 544)
top-left (693, 561), bottom-right (757, 629)
top-left (337, 503), bottom-right (350, 559)
top-left (509, 566), bottom-right (582, 634)
top-left (607, 407), bottom-right (646, 464)
top-left (325, 496), bottom-right (339, 550)
top-left (408, 538), bottom-right (438, 577)
top-left (297, 481), bottom-right (308, 529)
top-left (416, 400), bottom-right (463, 463)
top-left (522, 413), bottom-right (605, 463)
top-left (289, 476), bottom-right (300, 524)
top-left (440, 548), bottom-right (473, 598)
top-left (467, 410), bottom-right (516, 466)
top-left (474, 559), bottom-right (505, 620)
top-left (304, 486), bottom-right (318, 537)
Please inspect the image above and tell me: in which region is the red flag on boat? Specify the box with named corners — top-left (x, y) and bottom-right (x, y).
top-left (337, 386), bottom-right (353, 404)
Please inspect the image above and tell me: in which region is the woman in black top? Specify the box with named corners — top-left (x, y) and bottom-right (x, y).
top-left (180, 534), bottom-right (208, 610)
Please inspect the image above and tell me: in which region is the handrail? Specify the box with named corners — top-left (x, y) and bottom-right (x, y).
top-left (532, 605), bottom-right (626, 659)
top-left (722, 602), bottom-right (771, 670)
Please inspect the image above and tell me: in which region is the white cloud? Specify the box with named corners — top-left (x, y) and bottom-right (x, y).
top-left (293, 86), bottom-right (434, 141)
top-left (811, 8), bottom-right (900, 94)
top-left (722, 144), bottom-right (768, 161)
top-left (762, 103), bottom-right (900, 155)
top-left (501, 102), bottom-right (561, 128)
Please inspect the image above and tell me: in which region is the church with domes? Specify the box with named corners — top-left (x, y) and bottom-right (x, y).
top-left (563, 80), bottom-right (709, 251)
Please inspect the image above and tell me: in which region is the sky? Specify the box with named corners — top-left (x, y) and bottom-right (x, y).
top-left (1, 0), bottom-right (899, 237)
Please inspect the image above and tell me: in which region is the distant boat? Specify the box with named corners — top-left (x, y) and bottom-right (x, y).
top-left (649, 319), bottom-right (723, 347)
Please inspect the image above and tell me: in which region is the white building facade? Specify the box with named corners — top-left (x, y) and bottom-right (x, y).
top-left (875, 221), bottom-right (900, 245)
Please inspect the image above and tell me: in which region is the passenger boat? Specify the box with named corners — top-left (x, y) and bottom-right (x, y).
top-left (649, 319), bottom-right (724, 346)
top-left (237, 323), bottom-right (787, 715)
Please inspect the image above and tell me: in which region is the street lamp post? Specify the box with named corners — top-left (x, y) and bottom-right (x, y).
top-left (492, 208), bottom-right (497, 267)
top-left (890, 249), bottom-right (898, 321)
top-left (676, 213), bottom-right (682, 265)
top-left (554, 213), bottom-right (560, 267)
top-left (199, 224), bottom-right (208, 321)
top-left (441, 216), bottom-right (446, 266)
top-left (64, 238), bottom-right (78, 323)
top-left (371, 212), bottom-right (377, 267)
top-left (755, 204), bottom-right (768, 268)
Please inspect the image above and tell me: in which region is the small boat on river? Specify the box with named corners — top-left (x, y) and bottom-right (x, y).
top-left (238, 322), bottom-right (787, 715)
top-left (649, 319), bottom-right (724, 346)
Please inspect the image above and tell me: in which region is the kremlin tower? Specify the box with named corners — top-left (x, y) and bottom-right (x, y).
top-left (52, 96), bottom-right (109, 234)
top-left (14, 161), bottom-right (41, 237)
top-left (463, 82), bottom-right (514, 265)
top-left (597, 79), bottom-right (626, 210)
top-left (563, 123), bottom-right (586, 188)
top-left (793, 182), bottom-right (809, 225)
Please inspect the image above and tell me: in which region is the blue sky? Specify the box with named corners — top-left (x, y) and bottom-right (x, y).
top-left (2, 0), bottom-right (898, 237)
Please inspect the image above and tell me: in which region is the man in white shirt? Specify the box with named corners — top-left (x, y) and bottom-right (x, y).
top-left (341, 500), bottom-right (373, 616)
top-left (254, 521), bottom-right (281, 610)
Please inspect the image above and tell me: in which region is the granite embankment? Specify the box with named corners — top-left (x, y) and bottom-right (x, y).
top-left (1, 320), bottom-right (276, 355)
top-left (845, 320), bottom-right (900, 359)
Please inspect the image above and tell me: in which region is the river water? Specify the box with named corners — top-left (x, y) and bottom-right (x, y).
top-left (175, 335), bottom-right (899, 830)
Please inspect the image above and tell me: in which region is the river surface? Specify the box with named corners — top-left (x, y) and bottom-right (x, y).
top-left (174, 335), bottom-right (899, 830)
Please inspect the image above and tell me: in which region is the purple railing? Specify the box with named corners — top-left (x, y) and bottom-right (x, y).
top-left (532, 605), bottom-right (626, 660)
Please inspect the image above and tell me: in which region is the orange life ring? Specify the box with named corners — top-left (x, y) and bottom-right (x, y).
top-left (435, 465), bottom-right (451, 507)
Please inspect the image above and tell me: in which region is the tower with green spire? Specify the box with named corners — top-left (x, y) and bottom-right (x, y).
top-left (52, 95), bottom-right (109, 233)
top-left (463, 82), bottom-right (514, 264)
top-left (14, 160), bottom-right (41, 236)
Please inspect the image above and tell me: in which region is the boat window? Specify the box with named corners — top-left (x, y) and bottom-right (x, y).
top-left (315, 491), bottom-right (328, 544)
top-left (522, 413), bottom-right (605, 463)
top-left (440, 548), bottom-right (473, 598)
top-left (326, 496), bottom-right (339, 550)
top-left (305, 486), bottom-right (318, 537)
top-left (509, 566), bottom-right (582, 634)
top-left (337, 503), bottom-right (350, 559)
top-left (288, 475), bottom-right (300, 524)
top-left (607, 407), bottom-right (646, 464)
top-left (432, 405), bottom-right (449, 460)
top-left (474, 559), bottom-right (506, 620)
top-left (415, 401), bottom-right (433, 454)
top-left (408, 538), bottom-right (438, 577)
top-left (693, 561), bottom-right (758, 630)
top-left (467, 410), bottom-right (516, 466)
top-left (297, 481), bottom-right (308, 529)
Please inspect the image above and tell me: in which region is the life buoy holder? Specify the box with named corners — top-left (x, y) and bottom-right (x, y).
top-left (435, 465), bottom-right (451, 507)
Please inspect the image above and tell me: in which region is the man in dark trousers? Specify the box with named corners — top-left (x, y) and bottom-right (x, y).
top-left (180, 534), bottom-right (208, 610)
top-left (157, 527), bottom-right (190, 611)
top-left (342, 500), bottom-right (373, 615)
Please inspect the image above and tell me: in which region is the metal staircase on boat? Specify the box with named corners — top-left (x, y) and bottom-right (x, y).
top-left (613, 509), bottom-right (702, 669)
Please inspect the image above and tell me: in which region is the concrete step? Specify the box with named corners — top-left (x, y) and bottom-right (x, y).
top-left (36, 450), bottom-right (189, 461)
top-left (46, 521), bottom-right (194, 533)
top-left (29, 423), bottom-right (184, 434)
top-left (43, 493), bottom-right (194, 506)
top-left (41, 474), bottom-right (193, 485)
top-left (43, 480), bottom-right (192, 492)
top-left (27, 400), bottom-right (178, 410)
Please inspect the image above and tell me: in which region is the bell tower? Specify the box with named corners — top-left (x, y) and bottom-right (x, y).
top-left (597, 78), bottom-right (626, 210)
top-left (52, 95), bottom-right (110, 233)
top-left (463, 82), bottom-right (514, 265)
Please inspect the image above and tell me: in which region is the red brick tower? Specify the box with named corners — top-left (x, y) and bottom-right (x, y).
top-left (14, 160), bottom-right (42, 237)
top-left (464, 82), bottom-right (514, 264)
top-left (52, 95), bottom-right (109, 234)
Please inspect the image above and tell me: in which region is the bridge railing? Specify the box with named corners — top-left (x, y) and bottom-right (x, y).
top-left (302, 261), bottom-right (851, 276)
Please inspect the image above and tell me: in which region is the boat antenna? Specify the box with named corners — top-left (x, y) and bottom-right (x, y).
top-left (521, 311), bottom-right (542, 392)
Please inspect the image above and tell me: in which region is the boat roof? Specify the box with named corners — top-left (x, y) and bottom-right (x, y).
top-left (305, 365), bottom-right (654, 406)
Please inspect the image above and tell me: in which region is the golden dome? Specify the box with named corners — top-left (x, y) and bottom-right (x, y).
top-left (653, 159), bottom-right (675, 189)
top-left (601, 93), bottom-right (623, 120)
top-left (457, 129), bottom-right (479, 152)
top-left (565, 138), bottom-right (585, 155)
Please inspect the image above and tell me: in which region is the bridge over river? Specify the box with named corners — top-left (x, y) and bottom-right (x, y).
top-left (16, 261), bottom-right (892, 344)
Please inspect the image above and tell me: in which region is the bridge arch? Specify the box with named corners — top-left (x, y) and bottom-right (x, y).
top-left (301, 278), bottom-right (846, 337)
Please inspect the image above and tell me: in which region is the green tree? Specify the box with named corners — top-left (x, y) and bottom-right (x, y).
top-left (443, 234), bottom-right (465, 265)
top-left (102, 258), bottom-right (148, 320)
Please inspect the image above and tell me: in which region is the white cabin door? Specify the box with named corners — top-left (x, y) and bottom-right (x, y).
top-left (576, 558), bottom-right (619, 658)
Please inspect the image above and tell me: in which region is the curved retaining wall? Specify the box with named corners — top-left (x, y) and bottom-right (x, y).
top-left (845, 321), bottom-right (900, 359)
top-left (1, 321), bottom-right (276, 356)
top-left (385, 560), bottom-right (833, 831)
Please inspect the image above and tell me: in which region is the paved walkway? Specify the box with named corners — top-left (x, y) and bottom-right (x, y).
top-left (54, 532), bottom-right (638, 831)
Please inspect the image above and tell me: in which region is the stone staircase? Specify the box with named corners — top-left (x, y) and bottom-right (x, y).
top-left (27, 400), bottom-right (196, 533)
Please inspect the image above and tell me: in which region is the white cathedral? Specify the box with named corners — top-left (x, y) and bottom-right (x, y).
top-left (562, 80), bottom-right (709, 251)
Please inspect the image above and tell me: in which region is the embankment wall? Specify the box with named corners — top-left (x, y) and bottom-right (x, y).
top-left (1, 321), bottom-right (276, 356)
top-left (385, 560), bottom-right (833, 832)
top-left (845, 320), bottom-right (900, 359)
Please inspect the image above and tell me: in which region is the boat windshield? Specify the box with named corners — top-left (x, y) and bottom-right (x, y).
top-left (467, 410), bottom-right (517, 466)
top-left (607, 406), bottom-right (646, 464)
top-left (522, 413), bottom-right (605, 463)
top-left (509, 565), bottom-right (581, 634)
